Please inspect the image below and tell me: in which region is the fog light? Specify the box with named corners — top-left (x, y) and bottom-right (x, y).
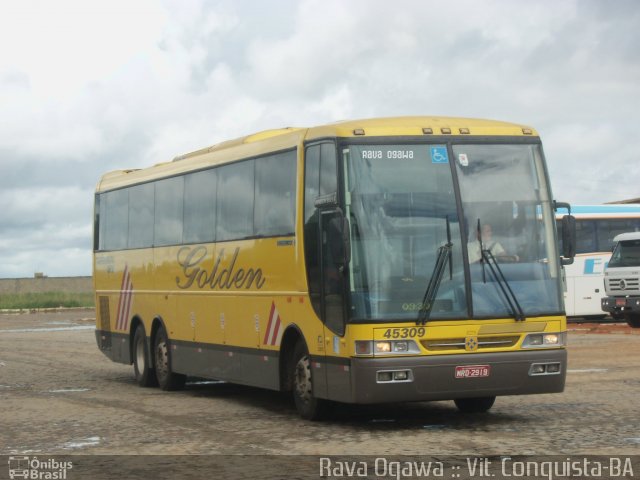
top-left (546, 363), bottom-right (561, 373)
top-left (531, 364), bottom-right (546, 374)
top-left (393, 371), bottom-right (409, 381)
top-left (378, 371), bottom-right (393, 382)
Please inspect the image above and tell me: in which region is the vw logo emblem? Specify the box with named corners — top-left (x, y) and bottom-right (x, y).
top-left (465, 336), bottom-right (478, 351)
top-left (620, 279), bottom-right (627, 290)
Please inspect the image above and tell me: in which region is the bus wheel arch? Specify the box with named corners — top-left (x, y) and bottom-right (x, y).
top-left (279, 325), bottom-right (304, 392)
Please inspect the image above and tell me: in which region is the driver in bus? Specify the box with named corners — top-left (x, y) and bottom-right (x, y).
top-left (468, 223), bottom-right (518, 263)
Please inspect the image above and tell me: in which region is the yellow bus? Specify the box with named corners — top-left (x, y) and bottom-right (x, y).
top-left (94, 116), bottom-right (576, 419)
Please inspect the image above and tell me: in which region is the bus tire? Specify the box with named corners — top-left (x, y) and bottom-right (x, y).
top-left (292, 342), bottom-right (326, 420)
top-left (454, 396), bottom-right (496, 413)
top-left (624, 313), bottom-right (640, 328)
top-left (154, 326), bottom-right (186, 391)
top-left (133, 325), bottom-right (157, 387)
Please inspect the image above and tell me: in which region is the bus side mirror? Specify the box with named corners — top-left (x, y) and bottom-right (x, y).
top-left (561, 215), bottom-right (576, 265)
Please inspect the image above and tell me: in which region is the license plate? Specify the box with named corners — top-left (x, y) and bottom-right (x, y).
top-left (455, 365), bottom-right (491, 379)
top-left (616, 298), bottom-right (626, 306)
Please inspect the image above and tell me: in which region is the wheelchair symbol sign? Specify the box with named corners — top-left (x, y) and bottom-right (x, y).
top-left (430, 146), bottom-right (449, 164)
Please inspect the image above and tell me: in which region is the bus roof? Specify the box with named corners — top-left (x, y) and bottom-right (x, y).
top-left (96, 116), bottom-right (538, 193)
top-left (556, 204), bottom-right (640, 218)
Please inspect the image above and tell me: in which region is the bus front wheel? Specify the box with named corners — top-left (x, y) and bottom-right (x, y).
top-left (292, 342), bottom-right (326, 420)
top-left (454, 396), bottom-right (496, 413)
top-left (154, 326), bottom-right (186, 391)
top-left (133, 325), bottom-right (157, 387)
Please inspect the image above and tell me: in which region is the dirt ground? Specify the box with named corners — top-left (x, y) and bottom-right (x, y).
top-left (1, 310), bottom-right (638, 461)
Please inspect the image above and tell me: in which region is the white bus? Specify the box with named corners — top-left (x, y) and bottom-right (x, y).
top-left (556, 204), bottom-right (640, 318)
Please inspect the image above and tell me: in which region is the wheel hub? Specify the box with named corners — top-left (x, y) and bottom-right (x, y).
top-left (156, 341), bottom-right (169, 377)
top-left (294, 356), bottom-right (312, 402)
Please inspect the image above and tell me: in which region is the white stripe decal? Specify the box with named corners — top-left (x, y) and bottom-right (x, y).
top-left (116, 267), bottom-right (134, 331)
top-left (264, 302), bottom-right (283, 346)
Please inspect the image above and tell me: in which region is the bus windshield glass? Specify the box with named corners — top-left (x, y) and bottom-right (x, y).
top-left (344, 142), bottom-right (563, 322)
top-left (453, 143), bottom-right (562, 317)
top-left (344, 144), bottom-right (467, 321)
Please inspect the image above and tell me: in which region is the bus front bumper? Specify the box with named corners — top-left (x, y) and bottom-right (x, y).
top-left (348, 349), bottom-right (566, 404)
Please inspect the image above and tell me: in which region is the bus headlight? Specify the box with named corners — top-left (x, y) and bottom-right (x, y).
top-left (376, 340), bottom-right (420, 355)
top-left (522, 332), bottom-right (566, 348)
top-left (355, 340), bottom-right (420, 356)
top-left (376, 341), bottom-right (392, 353)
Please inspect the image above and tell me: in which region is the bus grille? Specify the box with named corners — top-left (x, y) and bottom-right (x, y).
top-left (608, 278), bottom-right (640, 291)
top-left (422, 335), bottom-right (520, 351)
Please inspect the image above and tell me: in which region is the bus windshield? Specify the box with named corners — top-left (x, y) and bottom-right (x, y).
top-left (344, 142), bottom-right (563, 322)
top-left (454, 144), bottom-right (562, 318)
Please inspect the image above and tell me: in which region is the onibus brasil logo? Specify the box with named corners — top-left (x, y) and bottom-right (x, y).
top-left (8, 457), bottom-right (72, 479)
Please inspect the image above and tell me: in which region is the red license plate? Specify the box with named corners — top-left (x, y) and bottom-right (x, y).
top-left (616, 298), bottom-right (626, 306)
top-left (455, 365), bottom-right (491, 379)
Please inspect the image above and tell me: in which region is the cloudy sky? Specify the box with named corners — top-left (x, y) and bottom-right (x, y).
top-left (1, 0), bottom-right (639, 278)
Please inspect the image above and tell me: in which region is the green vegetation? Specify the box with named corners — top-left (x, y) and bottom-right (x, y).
top-left (0, 292), bottom-right (94, 309)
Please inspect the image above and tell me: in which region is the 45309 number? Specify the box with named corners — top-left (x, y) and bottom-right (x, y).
top-left (382, 327), bottom-right (426, 339)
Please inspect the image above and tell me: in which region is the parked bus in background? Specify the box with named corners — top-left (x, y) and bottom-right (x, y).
top-left (556, 204), bottom-right (640, 318)
top-left (94, 117), bottom-right (576, 419)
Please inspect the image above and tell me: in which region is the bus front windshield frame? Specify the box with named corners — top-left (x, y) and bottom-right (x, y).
top-left (342, 140), bottom-right (563, 323)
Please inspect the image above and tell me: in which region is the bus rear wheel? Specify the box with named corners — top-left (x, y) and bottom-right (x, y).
top-left (154, 326), bottom-right (186, 391)
top-left (292, 342), bottom-right (326, 420)
top-left (624, 313), bottom-right (640, 328)
top-left (133, 325), bottom-right (157, 387)
top-left (454, 396), bottom-right (496, 413)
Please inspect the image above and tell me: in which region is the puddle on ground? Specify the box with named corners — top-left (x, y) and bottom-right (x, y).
top-left (3, 326), bottom-right (95, 333)
top-left (47, 388), bottom-right (91, 393)
top-left (62, 436), bottom-right (101, 449)
top-left (567, 368), bottom-right (608, 373)
top-left (423, 425), bottom-right (448, 430)
top-left (187, 380), bottom-right (226, 386)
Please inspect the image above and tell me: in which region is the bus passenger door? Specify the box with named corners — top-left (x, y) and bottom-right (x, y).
top-left (319, 209), bottom-right (350, 401)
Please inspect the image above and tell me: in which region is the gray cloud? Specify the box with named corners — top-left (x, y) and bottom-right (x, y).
top-left (0, 0), bottom-right (638, 277)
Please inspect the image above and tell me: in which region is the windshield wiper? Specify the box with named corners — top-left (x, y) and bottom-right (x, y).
top-left (417, 217), bottom-right (453, 326)
top-left (475, 219), bottom-right (525, 321)
top-left (481, 249), bottom-right (526, 322)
